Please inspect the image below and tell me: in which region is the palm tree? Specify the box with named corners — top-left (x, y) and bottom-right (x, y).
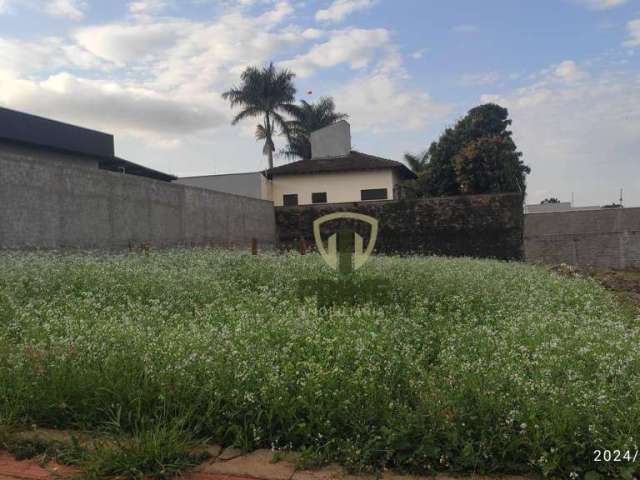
top-left (404, 151), bottom-right (429, 174)
top-left (282, 97), bottom-right (348, 160)
top-left (222, 63), bottom-right (297, 170)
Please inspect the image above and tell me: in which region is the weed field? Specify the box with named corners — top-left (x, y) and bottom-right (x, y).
top-left (0, 250), bottom-right (639, 478)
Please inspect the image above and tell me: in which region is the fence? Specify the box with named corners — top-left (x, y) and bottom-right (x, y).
top-left (0, 153), bottom-right (276, 250)
top-left (276, 193), bottom-right (524, 260)
top-left (525, 208), bottom-right (640, 269)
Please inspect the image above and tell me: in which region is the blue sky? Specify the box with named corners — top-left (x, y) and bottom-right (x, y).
top-left (0, 0), bottom-right (639, 205)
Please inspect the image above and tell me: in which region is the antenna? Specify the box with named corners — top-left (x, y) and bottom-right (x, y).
top-left (620, 188), bottom-right (623, 206)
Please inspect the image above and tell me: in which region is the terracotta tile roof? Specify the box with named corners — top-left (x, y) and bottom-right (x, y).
top-left (264, 150), bottom-right (417, 180)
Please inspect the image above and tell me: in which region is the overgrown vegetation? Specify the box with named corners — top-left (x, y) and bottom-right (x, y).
top-left (0, 250), bottom-right (638, 479)
top-left (0, 419), bottom-right (205, 479)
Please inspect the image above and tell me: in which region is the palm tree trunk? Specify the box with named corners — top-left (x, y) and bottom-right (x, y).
top-left (265, 113), bottom-right (274, 170)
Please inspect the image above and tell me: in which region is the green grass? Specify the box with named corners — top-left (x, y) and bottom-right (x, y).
top-left (82, 417), bottom-right (206, 480)
top-left (5, 435), bottom-right (87, 464)
top-left (0, 249), bottom-right (639, 479)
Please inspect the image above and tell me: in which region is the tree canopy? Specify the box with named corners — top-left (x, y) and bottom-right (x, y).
top-left (222, 63), bottom-right (297, 169)
top-left (413, 104), bottom-right (530, 197)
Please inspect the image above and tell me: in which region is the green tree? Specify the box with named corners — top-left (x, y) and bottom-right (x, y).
top-left (222, 63), bottom-right (297, 170)
top-left (403, 151), bottom-right (429, 174)
top-left (282, 97), bottom-right (348, 160)
top-left (453, 136), bottom-right (529, 194)
top-left (416, 103), bottom-right (530, 196)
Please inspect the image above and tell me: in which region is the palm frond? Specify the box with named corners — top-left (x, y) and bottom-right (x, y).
top-left (280, 96), bottom-right (348, 160)
top-left (404, 151), bottom-right (429, 174)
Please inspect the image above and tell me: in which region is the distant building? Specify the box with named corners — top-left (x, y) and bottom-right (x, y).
top-left (176, 171), bottom-right (268, 199)
top-left (265, 121), bottom-right (416, 206)
top-left (525, 202), bottom-right (606, 214)
top-left (178, 121), bottom-right (416, 206)
top-left (0, 107), bottom-right (175, 182)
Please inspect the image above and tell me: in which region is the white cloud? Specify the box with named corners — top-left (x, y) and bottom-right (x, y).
top-left (75, 22), bottom-right (185, 66)
top-left (0, 72), bottom-right (226, 140)
top-left (570, 0), bottom-right (629, 9)
top-left (0, 0), bottom-right (87, 19)
top-left (128, 0), bottom-right (168, 15)
top-left (44, 0), bottom-right (86, 19)
top-left (72, 0), bottom-right (300, 91)
top-left (302, 28), bottom-right (325, 40)
top-left (0, 0), bottom-right (301, 144)
top-left (481, 66), bottom-right (640, 206)
top-left (410, 49), bottom-right (427, 60)
top-left (624, 19), bottom-right (640, 48)
top-left (0, 36), bottom-right (105, 76)
top-left (334, 72), bottom-right (449, 132)
top-left (553, 60), bottom-right (586, 82)
top-left (280, 28), bottom-right (390, 77)
top-left (315, 0), bottom-right (376, 23)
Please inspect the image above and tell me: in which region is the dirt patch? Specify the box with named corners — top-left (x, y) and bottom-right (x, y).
top-left (1, 430), bottom-right (537, 480)
top-left (550, 264), bottom-right (640, 311)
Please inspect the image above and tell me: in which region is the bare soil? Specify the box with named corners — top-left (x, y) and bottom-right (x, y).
top-left (549, 264), bottom-right (640, 312)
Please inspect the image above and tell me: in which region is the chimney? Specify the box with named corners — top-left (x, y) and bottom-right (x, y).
top-left (310, 120), bottom-right (351, 159)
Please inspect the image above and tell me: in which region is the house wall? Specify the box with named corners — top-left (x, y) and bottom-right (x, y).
top-left (176, 172), bottom-right (263, 199)
top-left (0, 141), bottom-right (100, 168)
top-left (0, 152), bottom-right (276, 250)
top-left (277, 193), bottom-right (524, 260)
top-left (270, 170), bottom-right (397, 206)
top-left (524, 208), bottom-right (640, 269)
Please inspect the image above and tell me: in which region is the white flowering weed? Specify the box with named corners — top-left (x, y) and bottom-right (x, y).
top-left (0, 249), bottom-right (638, 478)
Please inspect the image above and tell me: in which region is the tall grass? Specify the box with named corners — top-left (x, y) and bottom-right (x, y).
top-left (0, 250), bottom-right (638, 478)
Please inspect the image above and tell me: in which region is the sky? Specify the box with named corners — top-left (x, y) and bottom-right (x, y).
top-left (0, 0), bottom-right (639, 207)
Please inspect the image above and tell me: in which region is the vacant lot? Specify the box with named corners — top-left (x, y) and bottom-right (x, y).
top-left (0, 250), bottom-right (638, 478)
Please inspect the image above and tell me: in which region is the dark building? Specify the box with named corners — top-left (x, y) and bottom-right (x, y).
top-left (0, 107), bottom-right (176, 182)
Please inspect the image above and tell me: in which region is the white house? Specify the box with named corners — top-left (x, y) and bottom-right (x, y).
top-left (263, 120), bottom-right (416, 206)
top-left (176, 120), bottom-right (416, 206)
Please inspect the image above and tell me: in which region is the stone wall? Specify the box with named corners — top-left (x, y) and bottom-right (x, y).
top-left (525, 208), bottom-right (640, 269)
top-left (0, 153), bottom-right (276, 250)
top-left (276, 193), bottom-right (524, 260)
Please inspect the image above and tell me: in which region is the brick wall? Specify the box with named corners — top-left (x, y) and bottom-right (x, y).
top-left (524, 208), bottom-right (640, 269)
top-left (276, 193), bottom-right (524, 260)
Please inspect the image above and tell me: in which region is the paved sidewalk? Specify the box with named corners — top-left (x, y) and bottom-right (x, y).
top-left (0, 439), bottom-right (533, 480)
top-left (0, 452), bottom-right (81, 480)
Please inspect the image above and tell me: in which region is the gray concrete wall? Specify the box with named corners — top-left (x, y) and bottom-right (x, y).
top-left (524, 208), bottom-right (640, 269)
top-left (0, 141), bottom-right (100, 168)
top-left (310, 120), bottom-right (351, 159)
top-left (0, 152), bottom-right (276, 250)
top-left (176, 172), bottom-right (262, 199)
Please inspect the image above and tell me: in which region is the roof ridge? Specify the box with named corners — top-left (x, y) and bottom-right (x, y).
top-left (264, 150), bottom-right (416, 180)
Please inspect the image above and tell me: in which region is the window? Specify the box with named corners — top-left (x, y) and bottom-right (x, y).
top-left (282, 194), bottom-right (298, 207)
top-left (361, 188), bottom-right (388, 201)
top-left (312, 192), bottom-right (327, 204)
